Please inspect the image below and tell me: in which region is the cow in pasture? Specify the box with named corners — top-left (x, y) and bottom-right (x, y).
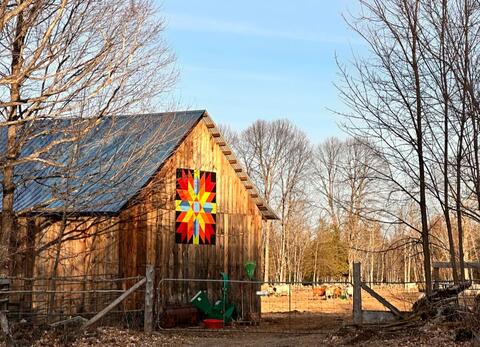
top-left (333, 286), bottom-right (342, 298)
top-left (345, 284), bottom-right (354, 299)
top-left (260, 284), bottom-right (275, 296)
top-left (325, 286), bottom-right (335, 299)
top-left (322, 285), bottom-right (345, 299)
top-left (260, 284), bottom-right (289, 296)
top-left (312, 286), bottom-right (326, 298)
top-left (271, 284), bottom-right (290, 296)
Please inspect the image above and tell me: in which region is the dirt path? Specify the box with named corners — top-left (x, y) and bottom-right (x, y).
top-left (174, 332), bottom-right (332, 347)
top-left (30, 324), bottom-right (468, 347)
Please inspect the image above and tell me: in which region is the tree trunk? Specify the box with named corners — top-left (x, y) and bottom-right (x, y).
top-left (439, 0), bottom-right (459, 285)
top-left (411, 0), bottom-right (432, 295)
top-left (48, 217), bottom-right (68, 316)
top-left (1, 1), bottom-right (25, 278)
top-left (0, 125), bottom-right (16, 276)
top-left (457, 0), bottom-right (469, 282)
top-left (313, 238), bottom-right (318, 283)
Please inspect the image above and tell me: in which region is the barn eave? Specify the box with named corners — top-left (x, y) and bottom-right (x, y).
top-left (202, 111), bottom-right (279, 220)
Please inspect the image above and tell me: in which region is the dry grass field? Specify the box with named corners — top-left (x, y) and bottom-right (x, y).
top-left (261, 285), bottom-right (421, 315)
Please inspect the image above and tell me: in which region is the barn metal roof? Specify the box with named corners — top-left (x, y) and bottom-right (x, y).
top-left (1, 110), bottom-right (278, 219)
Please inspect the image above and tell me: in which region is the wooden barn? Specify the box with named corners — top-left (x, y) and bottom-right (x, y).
top-left (5, 110), bottom-right (277, 322)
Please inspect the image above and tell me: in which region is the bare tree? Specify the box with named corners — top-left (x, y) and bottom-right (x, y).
top-left (312, 137), bottom-right (387, 280)
top-left (275, 127), bottom-right (312, 282)
top-left (312, 138), bottom-right (343, 231)
top-left (232, 120), bottom-right (291, 282)
top-left (231, 120), bottom-right (313, 282)
top-left (338, 0), bottom-right (435, 294)
top-left (0, 0), bottom-right (176, 277)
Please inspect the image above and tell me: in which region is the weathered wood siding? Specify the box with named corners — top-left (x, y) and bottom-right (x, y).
top-left (11, 216), bottom-right (119, 316)
top-left (119, 118), bottom-right (264, 317)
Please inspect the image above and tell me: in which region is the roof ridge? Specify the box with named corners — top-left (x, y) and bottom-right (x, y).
top-left (112, 110), bottom-right (206, 118)
top-left (3, 110), bottom-right (206, 123)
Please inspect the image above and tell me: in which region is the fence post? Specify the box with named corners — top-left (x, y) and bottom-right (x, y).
top-left (353, 262), bottom-right (362, 326)
top-left (433, 266), bottom-right (439, 290)
top-left (0, 278), bottom-right (13, 347)
top-left (144, 265), bottom-right (154, 333)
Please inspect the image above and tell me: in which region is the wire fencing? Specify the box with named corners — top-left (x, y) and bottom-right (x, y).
top-left (2, 273), bottom-right (477, 333)
top-left (3, 274), bottom-right (145, 327)
top-left (357, 277), bottom-right (480, 328)
top-left (155, 275), bottom-right (480, 332)
top-left (156, 278), bottom-right (355, 332)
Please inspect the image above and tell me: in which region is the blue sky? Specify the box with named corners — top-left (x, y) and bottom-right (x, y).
top-left (159, 1), bottom-right (362, 141)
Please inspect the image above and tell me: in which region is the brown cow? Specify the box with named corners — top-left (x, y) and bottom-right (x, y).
top-left (312, 286), bottom-right (326, 298)
top-left (333, 286), bottom-right (342, 298)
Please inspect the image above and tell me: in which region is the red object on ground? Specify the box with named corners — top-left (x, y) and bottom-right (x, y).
top-left (203, 319), bottom-right (224, 329)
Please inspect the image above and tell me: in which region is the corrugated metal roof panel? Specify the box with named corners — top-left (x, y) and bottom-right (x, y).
top-left (1, 110), bottom-right (205, 213)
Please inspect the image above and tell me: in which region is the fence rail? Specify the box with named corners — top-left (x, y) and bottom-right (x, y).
top-left (2, 274), bottom-right (146, 327)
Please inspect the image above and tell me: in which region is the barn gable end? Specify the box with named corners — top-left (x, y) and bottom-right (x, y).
top-left (118, 117), bottom-right (266, 295)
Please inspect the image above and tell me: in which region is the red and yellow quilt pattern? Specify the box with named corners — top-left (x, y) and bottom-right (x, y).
top-left (175, 168), bottom-right (217, 245)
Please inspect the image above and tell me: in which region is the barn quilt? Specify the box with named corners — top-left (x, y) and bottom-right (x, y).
top-left (175, 168), bottom-right (217, 245)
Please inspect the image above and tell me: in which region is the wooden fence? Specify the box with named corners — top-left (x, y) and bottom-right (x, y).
top-left (1, 265), bottom-right (155, 333)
